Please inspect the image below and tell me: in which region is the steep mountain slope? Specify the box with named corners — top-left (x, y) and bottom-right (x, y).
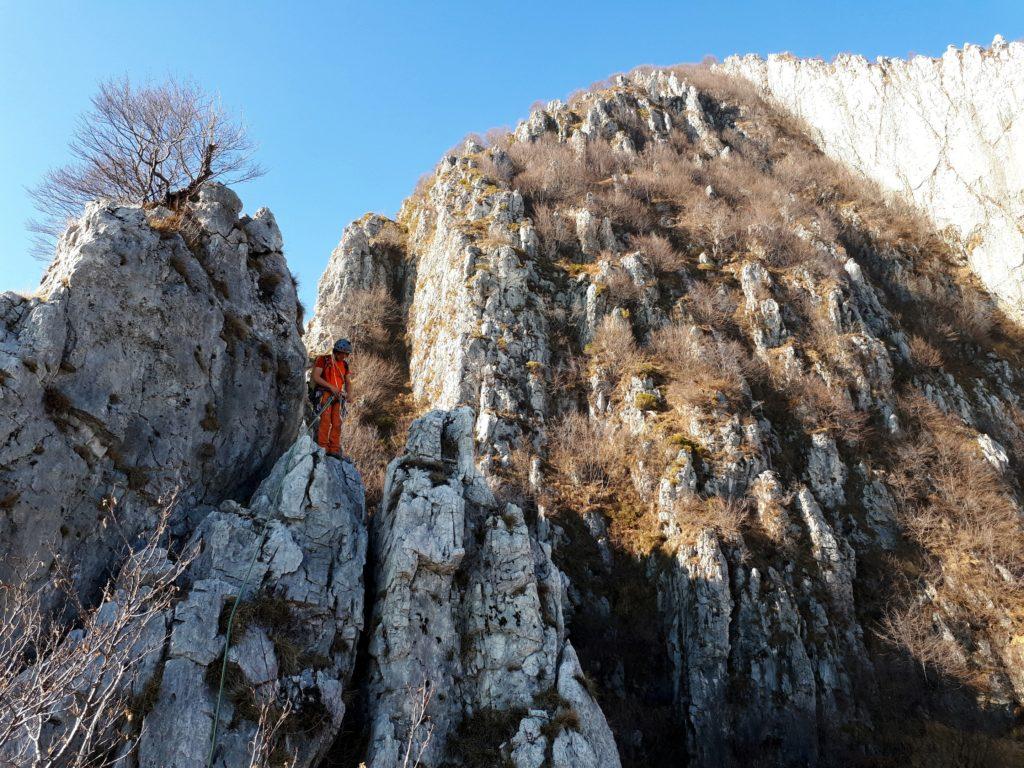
top-left (312, 66), bottom-right (1024, 766)
top-left (722, 36), bottom-right (1024, 322)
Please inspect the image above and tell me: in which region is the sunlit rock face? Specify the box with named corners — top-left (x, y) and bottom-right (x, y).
top-left (723, 36), bottom-right (1024, 320)
top-left (0, 184), bottom-right (306, 605)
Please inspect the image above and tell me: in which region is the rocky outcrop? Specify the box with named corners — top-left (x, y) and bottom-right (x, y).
top-left (722, 36), bottom-right (1024, 319)
top-left (364, 407), bottom-right (619, 768)
top-left (311, 60), bottom-right (1024, 766)
top-left (307, 214), bottom-right (414, 355)
top-left (0, 184), bottom-right (306, 604)
top-left (2, 435), bottom-right (367, 768)
top-left (133, 436), bottom-right (366, 768)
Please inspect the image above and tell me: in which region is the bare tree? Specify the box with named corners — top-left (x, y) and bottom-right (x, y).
top-left (29, 76), bottom-right (264, 256)
top-left (0, 501), bottom-right (192, 767)
top-left (401, 680), bottom-right (435, 768)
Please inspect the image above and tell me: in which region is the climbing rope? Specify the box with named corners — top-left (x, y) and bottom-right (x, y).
top-left (206, 519), bottom-right (273, 768)
top-left (208, 404), bottom-right (335, 767)
top-left (306, 393), bottom-right (336, 437)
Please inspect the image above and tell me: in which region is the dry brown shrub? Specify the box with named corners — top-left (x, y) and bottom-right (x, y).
top-left (603, 265), bottom-right (643, 305)
top-left (629, 233), bottom-right (685, 274)
top-left (888, 394), bottom-right (1023, 633)
top-left (370, 219), bottom-right (408, 256)
top-left (908, 334), bottom-right (944, 370)
top-left (547, 413), bottom-right (630, 488)
top-left (628, 144), bottom-right (701, 203)
top-left (321, 286), bottom-right (403, 356)
top-left (682, 281), bottom-right (741, 330)
top-left (545, 412), bottom-right (666, 556)
top-left (530, 202), bottom-right (576, 258)
top-left (670, 495), bottom-right (748, 541)
top-left (592, 187), bottom-right (657, 233)
top-left (587, 316), bottom-right (639, 389)
top-left (339, 418), bottom-right (394, 510)
top-left (508, 136), bottom-right (594, 203)
top-left (877, 600), bottom-right (975, 685)
top-left (473, 148), bottom-right (513, 184)
top-left (348, 352), bottom-right (405, 417)
top-left (784, 369), bottom-right (871, 445)
top-left (648, 321), bottom-right (759, 408)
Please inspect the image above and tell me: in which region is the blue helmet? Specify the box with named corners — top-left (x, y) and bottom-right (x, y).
top-left (333, 338), bottom-right (352, 354)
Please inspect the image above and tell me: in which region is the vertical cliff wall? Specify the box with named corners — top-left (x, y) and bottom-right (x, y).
top-left (722, 36), bottom-right (1024, 320)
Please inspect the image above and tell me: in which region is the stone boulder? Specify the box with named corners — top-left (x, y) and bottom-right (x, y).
top-left (0, 184), bottom-right (307, 605)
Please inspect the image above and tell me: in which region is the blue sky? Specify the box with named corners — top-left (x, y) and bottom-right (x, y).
top-left (2, 1), bottom-right (1022, 310)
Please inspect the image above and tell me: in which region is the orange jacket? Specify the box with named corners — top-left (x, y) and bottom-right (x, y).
top-left (314, 355), bottom-right (349, 392)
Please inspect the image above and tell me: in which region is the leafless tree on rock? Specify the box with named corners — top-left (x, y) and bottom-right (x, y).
top-left (29, 76), bottom-right (264, 257)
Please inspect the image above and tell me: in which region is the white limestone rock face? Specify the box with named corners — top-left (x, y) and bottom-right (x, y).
top-left (364, 408), bottom-right (619, 768)
top-left (0, 185), bottom-right (306, 605)
top-left (306, 213), bottom-right (414, 355)
top-left (2, 436), bottom-right (367, 768)
top-left (132, 436), bottom-right (367, 768)
top-left (723, 38), bottom-right (1024, 319)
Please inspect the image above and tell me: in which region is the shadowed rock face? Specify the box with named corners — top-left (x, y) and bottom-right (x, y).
top-left (0, 183), bottom-right (306, 604)
top-left (722, 36), bottom-right (1024, 321)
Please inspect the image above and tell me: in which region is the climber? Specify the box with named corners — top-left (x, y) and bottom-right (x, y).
top-left (311, 338), bottom-right (352, 459)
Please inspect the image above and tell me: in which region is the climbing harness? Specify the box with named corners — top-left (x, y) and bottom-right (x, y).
top-left (307, 392), bottom-right (345, 437)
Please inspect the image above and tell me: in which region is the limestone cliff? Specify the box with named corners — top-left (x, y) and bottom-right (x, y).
top-left (722, 36), bottom-right (1024, 320)
top-left (313, 64), bottom-right (1024, 766)
top-left (0, 184), bottom-right (307, 605)
top-left (5, 41), bottom-right (1024, 768)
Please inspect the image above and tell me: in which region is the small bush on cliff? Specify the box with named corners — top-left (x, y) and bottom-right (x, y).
top-left (28, 76), bottom-right (264, 256)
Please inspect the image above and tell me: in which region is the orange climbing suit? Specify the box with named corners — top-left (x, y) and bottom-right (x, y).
top-left (314, 354), bottom-right (348, 454)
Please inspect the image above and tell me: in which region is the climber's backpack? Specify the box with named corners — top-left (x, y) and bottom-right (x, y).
top-left (306, 355), bottom-right (325, 407)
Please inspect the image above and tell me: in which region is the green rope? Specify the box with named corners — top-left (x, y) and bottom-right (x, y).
top-left (206, 521), bottom-right (271, 768)
top-left (208, 405), bottom-right (335, 766)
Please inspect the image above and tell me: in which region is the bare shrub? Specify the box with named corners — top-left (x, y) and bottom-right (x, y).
top-left (629, 233), bottom-right (685, 273)
top-left (587, 316), bottom-right (639, 390)
top-left (401, 681), bottom-right (435, 768)
top-left (782, 369), bottom-right (871, 445)
top-left (681, 281), bottom-right (740, 330)
top-left (530, 202), bottom-right (576, 259)
top-left (548, 413), bottom-right (631, 488)
top-left (317, 286), bottom-right (403, 357)
top-left (508, 136), bottom-right (592, 203)
top-left (648, 321), bottom-right (759, 408)
top-left (348, 352), bottom-right (405, 417)
top-left (546, 412), bottom-right (663, 557)
top-left (603, 265), bottom-right (644, 306)
top-left (671, 495), bottom-right (748, 541)
top-left (592, 188), bottom-right (657, 233)
top-left (877, 600), bottom-right (975, 686)
top-left (908, 334), bottom-right (944, 370)
top-left (887, 394), bottom-right (1024, 640)
top-left (248, 699), bottom-right (296, 768)
top-left (0, 501), bottom-right (190, 766)
top-left (29, 77), bottom-right (263, 256)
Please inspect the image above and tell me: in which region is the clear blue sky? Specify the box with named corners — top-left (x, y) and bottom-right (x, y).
top-left (2, 1), bottom-right (1022, 310)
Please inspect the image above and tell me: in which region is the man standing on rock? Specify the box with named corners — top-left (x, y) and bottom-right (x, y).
top-left (312, 339), bottom-right (351, 459)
